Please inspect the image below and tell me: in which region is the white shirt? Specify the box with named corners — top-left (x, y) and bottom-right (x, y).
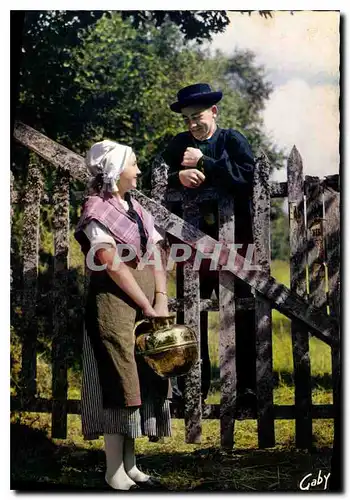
top-left (83, 197), bottom-right (163, 248)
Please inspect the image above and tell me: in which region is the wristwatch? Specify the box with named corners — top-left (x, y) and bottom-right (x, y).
top-left (197, 155), bottom-right (205, 173)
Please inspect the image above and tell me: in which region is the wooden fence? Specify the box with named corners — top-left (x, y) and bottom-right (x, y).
top-left (11, 122), bottom-right (340, 451)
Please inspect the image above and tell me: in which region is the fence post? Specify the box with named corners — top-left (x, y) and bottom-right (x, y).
top-left (323, 178), bottom-right (340, 408)
top-left (305, 176), bottom-right (327, 313)
top-left (182, 194), bottom-right (201, 443)
top-left (287, 146), bottom-right (312, 449)
top-left (20, 155), bottom-right (43, 401)
top-left (253, 151), bottom-right (275, 448)
top-left (51, 171), bottom-right (70, 438)
top-left (10, 169), bottom-right (18, 220)
top-left (323, 177), bottom-right (340, 322)
top-left (218, 196), bottom-right (236, 449)
top-left (324, 175), bottom-right (340, 490)
top-left (150, 154), bottom-right (170, 259)
top-left (10, 170), bottom-right (18, 293)
top-left (150, 154), bottom-right (169, 204)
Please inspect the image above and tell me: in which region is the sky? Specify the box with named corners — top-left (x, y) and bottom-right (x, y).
top-left (208, 11), bottom-right (340, 182)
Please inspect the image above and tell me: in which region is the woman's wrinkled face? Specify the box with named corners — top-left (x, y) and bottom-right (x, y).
top-left (181, 104), bottom-right (217, 141)
top-left (118, 152), bottom-right (141, 192)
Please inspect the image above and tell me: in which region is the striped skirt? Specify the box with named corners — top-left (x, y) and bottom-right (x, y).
top-left (81, 327), bottom-right (172, 440)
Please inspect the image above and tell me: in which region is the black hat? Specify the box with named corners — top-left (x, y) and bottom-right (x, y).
top-left (170, 83), bottom-right (223, 113)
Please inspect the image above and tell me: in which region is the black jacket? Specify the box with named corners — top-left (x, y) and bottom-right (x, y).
top-left (161, 127), bottom-right (255, 244)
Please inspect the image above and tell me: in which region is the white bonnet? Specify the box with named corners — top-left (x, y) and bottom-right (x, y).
top-left (86, 140), bottom-right (133, 193)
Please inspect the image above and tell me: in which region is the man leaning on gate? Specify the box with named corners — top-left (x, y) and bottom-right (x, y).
top-left (159, 83), bottom-right (257, 412)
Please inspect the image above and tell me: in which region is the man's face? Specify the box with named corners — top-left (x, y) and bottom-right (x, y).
top-left (181, 104), bottom-right (217, 141)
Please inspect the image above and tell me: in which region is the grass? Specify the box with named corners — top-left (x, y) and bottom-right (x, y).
top-left (11, 396), bottom-right (333, 492)
top-left (11, 260), bottom-right (335, 491)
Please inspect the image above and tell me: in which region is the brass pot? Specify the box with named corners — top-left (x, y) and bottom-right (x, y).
top-left (134, 315), bottom-right (198, 379)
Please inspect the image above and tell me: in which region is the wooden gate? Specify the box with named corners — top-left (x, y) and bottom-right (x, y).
top-left (11, 122), bottom-right (340, 450)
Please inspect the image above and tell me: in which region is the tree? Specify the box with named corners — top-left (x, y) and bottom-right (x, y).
top-left (270, 200), bottom-right (289, 261)
top-left (121, 10), bottom-right (275, 42)
top-left (63, 14), bottom-right (284, 189)
top-left (15, 8), bottom-right (230, 140)
top-left (121, 10), bottom-right (230, 42)
top-left (66, 16), bottom-right (201, 160)
top-left (13, 10), bottom-right (289, 387)
top-left (190, 49), bottom-right (284, 171)
top-left (15, 11), bottom-right (285, 191)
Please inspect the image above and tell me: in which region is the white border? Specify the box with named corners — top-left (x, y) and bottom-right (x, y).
top-left (3, 4), bottom-right (348, 498)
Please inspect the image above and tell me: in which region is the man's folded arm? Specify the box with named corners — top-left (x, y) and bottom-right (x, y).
top-left (201, 130), bottom-right (255, 188)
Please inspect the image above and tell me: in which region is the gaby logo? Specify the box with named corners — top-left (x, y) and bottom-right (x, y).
top-left (299, 470), bottom-right (331, 490)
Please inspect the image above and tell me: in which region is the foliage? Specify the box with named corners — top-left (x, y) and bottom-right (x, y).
top-left (18, 12), bottom-right (102, 146)
top-left (195, 50), bottom-right (284, 171)
top-left (66, 15), bottom-right (194, 161)
top-left (16, 11), bottom-right (284, 184)
top-left (16, 10), bottom-right (230, 147)
top-left (10, 327), bottom-right (22, 396)
top-left (270, 200), bottom-right (290, 261)
top-left (12, 9), bottom-right (290, 401)
top-left (121, 10), bottom-right (230, 42)
top-left (121, 10), bottom-right (276, 43)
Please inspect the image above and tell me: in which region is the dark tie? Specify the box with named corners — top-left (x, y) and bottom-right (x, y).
top-left (125, 193), bottom-right (148, 256)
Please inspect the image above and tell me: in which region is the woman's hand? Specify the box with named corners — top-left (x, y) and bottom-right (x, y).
top-left (153, 303), bottom-right (169, 317)
top-left (142, 306), bottom-right (158, 317)
top-left (96, 248), bottom-right (160, 317)
top-left (153, 292), bottom-right (169, 317)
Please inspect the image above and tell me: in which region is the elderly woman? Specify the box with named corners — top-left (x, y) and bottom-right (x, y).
top-left (75, 140), bottom-right (172, 491)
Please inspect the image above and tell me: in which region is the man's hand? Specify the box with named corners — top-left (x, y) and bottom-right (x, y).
top-left (181, 147), bottom-right (203, 167)
top-left (179, 169), bottom-right (205, 188)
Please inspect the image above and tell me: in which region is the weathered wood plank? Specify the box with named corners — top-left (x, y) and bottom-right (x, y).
top-left (176, 260), bottom-right (185, 322)
top-left (253, 151), bottom-right (274, 448)
top-left (305, 176), bottom-right (327, 313)
top-left (165, 181), bottom-right (288, 203)
top-left (35, 295), bottom-right (254, 314)
top-left (73, 182), bottom-right (287, 204)
top-left (270, 181), bottom-right (288, 198)
top-left (20, 156), bottom-right (43, 399)
top-left (135, 193), bottom-right (338, 344)
top-left (10, 170), bottom-right (18, 207)
top-left (11, 396), bottom-right (334, 420)
top-left (150, 156), bottom-right (186, 408)
top-left (10, 170), bottom-right (17, 293)
top-left (165, 186), bottom-right (218, 203)
top-left (168, 297), bottom-right (255, 312)
top-left (323, 185), bottom-right (340, 438)
top-left (14, 124), bottom-right (338, 344)
top-left (324, 174), bottom-right (340, 192)
top-left (218, 196), bottom-right (236, 449)
top-left (151, 154), bottom-right (169, 204)
top-left (202, 403), bottom-right (334, 420)
top-left (274, 404), bottom-right (334, 420)
top-left (150, 152), bottom-right (172, 306)
top-left (182, 196), bottom-right (202, 444)
top-left (51, 172), bottom-right (70, 438)
top-left (287, 146), bottom-right (312, 449)
top-left (14, 121), bottom-right (88, 183)
top-left (324, 186), bottom-right (340, 321)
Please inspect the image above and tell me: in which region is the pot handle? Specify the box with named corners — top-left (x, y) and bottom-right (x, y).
top-left (133, 317), bottom-right (152, 338)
